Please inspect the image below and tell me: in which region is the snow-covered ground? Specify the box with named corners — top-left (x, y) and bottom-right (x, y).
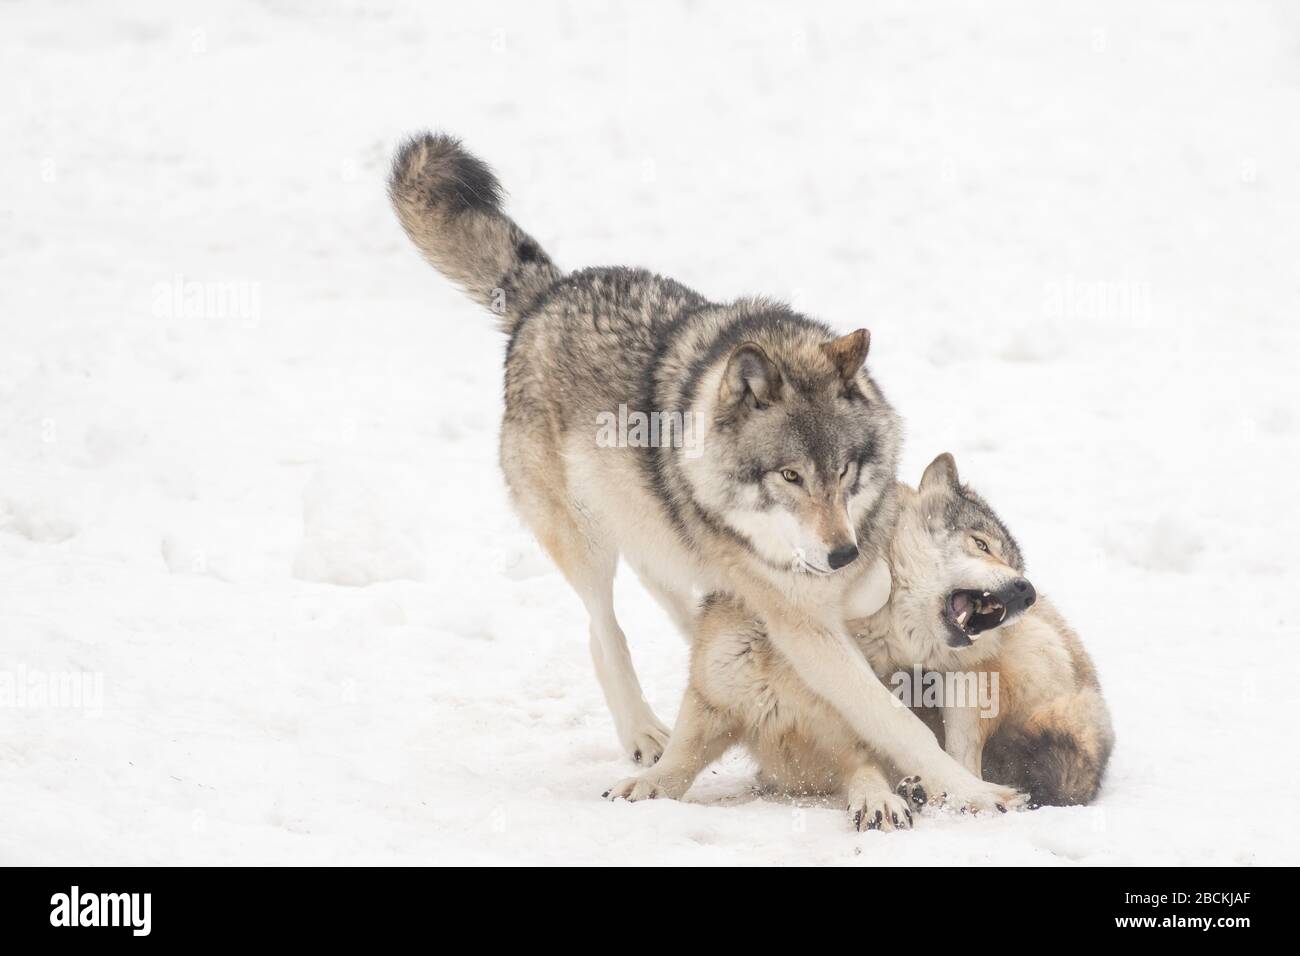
top-left (2, 0), bottom-right (1298, 865)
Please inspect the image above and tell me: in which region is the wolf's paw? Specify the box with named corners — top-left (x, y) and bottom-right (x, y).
top-left (895, 775), bottom-right (929, 810)
top-left (620, 719), bottom-right (670, 766)
top-left (603, 773), bottom-right (667, 803)
top-left (932, 779), bottom-right (1028, 815)
top-left (848, 790), bottom-right (914, 832)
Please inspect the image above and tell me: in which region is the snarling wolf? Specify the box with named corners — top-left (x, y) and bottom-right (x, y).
top-left (390, 132), bottom-right (1020, 811)
top-left (859, 453), bottom-right (1113, 807)
top-left (606, 453), bottom-right (1111, 827)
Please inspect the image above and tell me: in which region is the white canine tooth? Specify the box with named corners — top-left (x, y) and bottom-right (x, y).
top-left (998, 607), bottom-right (1007, 622)
top-left (956, 610), bottom-right (969, 625)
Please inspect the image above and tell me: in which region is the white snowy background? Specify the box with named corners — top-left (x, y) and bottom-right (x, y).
top-left (2, 0), bottom-right (1298, 865)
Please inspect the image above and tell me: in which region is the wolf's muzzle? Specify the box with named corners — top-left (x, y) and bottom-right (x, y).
top-left (1003, 577), bottom-right (1036, 615)
top-left (945, 577), bottom-right (1037, 646)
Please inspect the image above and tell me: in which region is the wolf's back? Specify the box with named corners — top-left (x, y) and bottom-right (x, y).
top-left (388, 133), bottom-right (561, 332)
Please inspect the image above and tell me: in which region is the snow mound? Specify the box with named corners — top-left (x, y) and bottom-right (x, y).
top-left (1, 498), bottom-right (78, 544)
top-left (292, 466), bottom-right (425, 587)
top-left (1104, 513), bottom-right (1204, 574)
top-left (161, 534), bottom-right (238, 581)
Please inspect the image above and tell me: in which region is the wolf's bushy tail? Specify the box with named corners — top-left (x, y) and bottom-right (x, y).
top-left (984, 689), bottom-right (1114, 807)
top-left (388, 132), bottom-right (561, 333)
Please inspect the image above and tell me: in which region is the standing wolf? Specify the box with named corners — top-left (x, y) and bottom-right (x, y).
top-left (389, 133), bottom-right (1021, 811)
top-left (607, 453), bottom-right (1111, 827)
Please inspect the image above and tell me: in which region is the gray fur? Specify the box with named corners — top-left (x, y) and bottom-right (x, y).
top-left (388, 132), bottom-right (561, 333)
top-left (921, 452), bottom-right (1024, 571)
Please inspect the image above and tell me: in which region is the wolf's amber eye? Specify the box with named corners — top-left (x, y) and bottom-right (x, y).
top-left (973, 537), bottom-right (990, 553)
top-left (780, 469), bottom-right (801, 484)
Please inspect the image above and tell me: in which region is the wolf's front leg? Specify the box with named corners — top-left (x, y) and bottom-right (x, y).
top-left (605, 690), bottom-right (736, 802)
top-left (941, 704), bottom-right (988, 778)
top-left (842, 760), bottom-right (921, 832)
top-left (763, 618), bottom-right (1026, 814)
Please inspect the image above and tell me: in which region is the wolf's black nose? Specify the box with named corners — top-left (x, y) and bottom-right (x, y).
top-left (828, 545), bottom-right (860, 570)
top-left (1010, 578), bottom-right (1036, 608)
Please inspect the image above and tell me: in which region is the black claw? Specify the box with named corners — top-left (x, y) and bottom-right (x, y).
top-left (904, 809), bottom-right (913, 827)
top-left (897, 777), bottom-right (928, 810)
top-left (602, 790), bottom-right (611, 798)
top-left (996, 803), bottom-right (1007, 814)
top-left (854, 810), bottom-right (863, 830)
top-left (891, 812), bottom-right (899, 827)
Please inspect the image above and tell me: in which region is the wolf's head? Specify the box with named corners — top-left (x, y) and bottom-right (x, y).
top-left (695, 326), bottom-right (901, 576)
top-left (891, 453), bottom-right (1036, 650)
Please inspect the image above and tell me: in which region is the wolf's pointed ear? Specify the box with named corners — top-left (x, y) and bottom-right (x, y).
top-left (720, 342), bottom-right (782, 410)
top-left (920, 452), bottom-right (960, 495)
top-left (821, 329), bottom-right (871, 383)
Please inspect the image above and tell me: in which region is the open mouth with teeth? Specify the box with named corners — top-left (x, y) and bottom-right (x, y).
top-left (944, 589), bottom-right (1009, 647)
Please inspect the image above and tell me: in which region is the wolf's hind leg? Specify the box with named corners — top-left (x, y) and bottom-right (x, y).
top-left (588, 591), bottom-right (672, 765)
top-left (983, 689), bottom-right (1113, 806)
top-left (510, 472), bottom-right (669, 764)
top-left (605, 689), bottom-right (735, 802)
